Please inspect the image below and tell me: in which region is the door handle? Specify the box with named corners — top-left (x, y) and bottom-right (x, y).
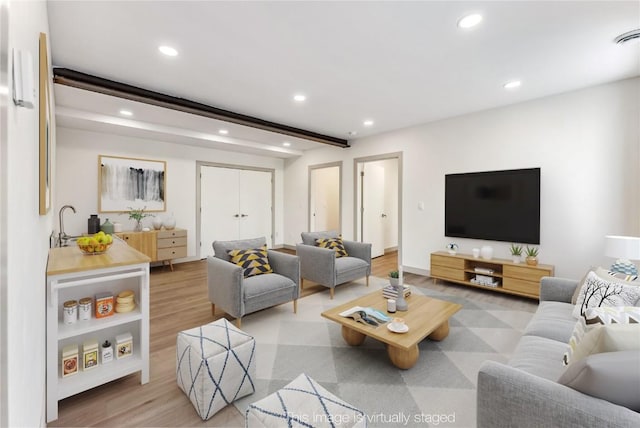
top-left (241, 214), bottom-right (248, 218)
top-left (381, 213), bottom-right (387, 218)
top-left (234, 214), bottom-right (240, 218)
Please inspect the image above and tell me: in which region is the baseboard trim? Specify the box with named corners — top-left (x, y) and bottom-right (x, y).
top-left (384, 246), bottom-right (398, 254)
top-left (402, 265), bottom-right (430, 277)
top-left (282, 244), bottom-right (296, 251)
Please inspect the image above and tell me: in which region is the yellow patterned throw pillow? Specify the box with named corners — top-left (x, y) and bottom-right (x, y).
top-left (315, 237), bottom-right (348, 258)
top-left (228, 246), bottom-right (273, 278)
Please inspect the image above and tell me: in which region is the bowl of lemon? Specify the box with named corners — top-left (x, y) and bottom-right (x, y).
top-left (76, 232), bottom-right (113, 255)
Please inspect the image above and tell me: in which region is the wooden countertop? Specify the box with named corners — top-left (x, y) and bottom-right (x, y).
top-left (47, 237), bottom-right (151, 276)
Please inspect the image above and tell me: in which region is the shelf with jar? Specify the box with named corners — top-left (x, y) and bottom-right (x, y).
top-left (46, 239), bottom-right (150, 422)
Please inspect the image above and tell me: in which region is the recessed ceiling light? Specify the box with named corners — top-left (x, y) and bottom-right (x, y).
top-left (218, 129), bottom-right (229, 135)
top-left (158, 45), bottom-right (178, 57)
top-left (282, 141), bottom-right (291, 147)
top-left (363, 120), bottom-right (374, 126)
top-left (119, 109), bottom-right (133, 116)
top-left (293, 94), bottom-right (306, 102)
top-left (457, 14), bottom-right (483, 29)
top-left (503, 80), bottom-right (522, 89)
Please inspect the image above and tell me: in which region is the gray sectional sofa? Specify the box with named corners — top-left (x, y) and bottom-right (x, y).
top-left (477, 277), bottom-right (640, 428)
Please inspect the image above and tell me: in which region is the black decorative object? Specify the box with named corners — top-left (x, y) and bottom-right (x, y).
top-left (88, 214), bottom-right (100, 234)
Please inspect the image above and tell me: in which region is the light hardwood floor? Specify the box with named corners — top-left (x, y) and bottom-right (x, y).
top-left (50, 251), bottom-right (536, 427)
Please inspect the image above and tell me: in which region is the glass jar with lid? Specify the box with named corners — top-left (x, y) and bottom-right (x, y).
top-left (63, 300), bottom-right (78, 324)
top-left (78, 297), bottom-right (92, 321)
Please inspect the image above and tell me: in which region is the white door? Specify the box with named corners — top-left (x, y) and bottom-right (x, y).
top-left (201, 166), bottom-right (240, 257)
top-left (200, 166), bottom-right (272, 257)
top-left (310, 166), bottom-right (340, 232)
top-left (361, 162), bottom-right (385, 258)
top-left (238, 169), bottom-right (272, 243)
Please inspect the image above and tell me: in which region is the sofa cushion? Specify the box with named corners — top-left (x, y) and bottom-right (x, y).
top-left (572, 270), bottom-right (640, 318)
top-left (572, 267), bottom-right (638, 304)
top-left (563, 316), bottom-right (590, 365)
top-left (523, 301), bottom-right (576, 343)
top-left (213, 237), bottom-right (267, 262)
top-left (243, 273), bottom-right (295, 299)
top-left (228, 246), bottom-right (273, 277)
top-left (315, 236), bottom-right (348, 258)
top-left (564, 307), bottom-right (640, 365)
top-left (508, 335), bottom-right (569, 381)
top-left (584, 305), bottom-right (640, 326)
top-left (563, 324), bottom-right (640, 366)
top-left (558, 350), bottom-right (640, 412)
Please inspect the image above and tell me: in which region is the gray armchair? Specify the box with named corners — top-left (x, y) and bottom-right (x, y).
top-left (296, 231), bottom-right (371, 299)
top-left (207, 237), bottom-right (299, 327)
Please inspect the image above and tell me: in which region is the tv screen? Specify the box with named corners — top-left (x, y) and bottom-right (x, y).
top-left (445, 168), bottom-right (540, 244)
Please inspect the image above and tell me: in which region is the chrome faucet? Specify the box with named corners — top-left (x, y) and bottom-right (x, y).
top-left (58, 205), bottom-right (76, 247)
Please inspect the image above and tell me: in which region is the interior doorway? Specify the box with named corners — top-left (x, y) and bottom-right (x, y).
top-left (308, 162), bottom-right (341, 233)
top-left (354, 154), bottom-right (402, 266)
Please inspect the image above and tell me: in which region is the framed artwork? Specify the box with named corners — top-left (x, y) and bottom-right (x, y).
top-left (39, 32), bottom-right (51, 215)
top-left (98, 155), bottom-right (166, 213)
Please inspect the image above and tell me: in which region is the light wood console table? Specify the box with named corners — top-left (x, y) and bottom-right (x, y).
top-left (430, 251), bottom-right (554, 299)
top-left (115, 228), bottom-right (187, 271)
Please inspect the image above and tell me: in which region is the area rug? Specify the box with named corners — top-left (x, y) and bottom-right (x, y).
top-left (233, 277), bottom-right (535, 427)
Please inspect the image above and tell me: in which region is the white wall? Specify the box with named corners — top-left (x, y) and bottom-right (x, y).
top-left (55, 127), bottom-right (286, 258)
top-left (284, 78), bottom-right (640, 279)
top-left (3, 0), bottom-right (54, 425)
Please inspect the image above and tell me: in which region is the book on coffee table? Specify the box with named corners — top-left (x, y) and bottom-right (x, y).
top-left (338, 306), bottom-right (391, 322)
top-left (381, 285), bottom-right (411, 299)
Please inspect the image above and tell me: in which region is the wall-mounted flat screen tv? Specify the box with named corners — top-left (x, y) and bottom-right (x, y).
top-left (445, 168), bottom-right (540, 244)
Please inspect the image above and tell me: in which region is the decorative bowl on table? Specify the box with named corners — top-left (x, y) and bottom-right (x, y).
top-left (76, 232), bottom-right (113, 255)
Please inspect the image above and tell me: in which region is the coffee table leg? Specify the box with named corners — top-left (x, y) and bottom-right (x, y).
top-left (387, 344), bottom-right (419, 369)
top-left (341, 325), bottom-right (366, 346)
top-left (429, 320), bottom-right (450, 341)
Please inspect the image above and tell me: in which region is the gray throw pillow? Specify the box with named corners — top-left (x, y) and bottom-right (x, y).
top-left (558, 350), bottom-right (640, 412)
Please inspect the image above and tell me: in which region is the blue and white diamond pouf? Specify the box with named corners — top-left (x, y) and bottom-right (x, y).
top-left (176, 318), bottom-right (256, 420)
top-left (246, 373), bottom-right (366, 427)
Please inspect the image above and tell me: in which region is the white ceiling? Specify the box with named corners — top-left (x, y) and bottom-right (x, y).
top-left (48, 1), bottom-right (640, 157)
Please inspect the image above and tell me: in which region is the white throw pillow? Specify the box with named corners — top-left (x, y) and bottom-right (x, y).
top-left (572, 267), bottom-right (638, 304)
top-left (564, 306), bottom-right (640, 365)
top-left (572, 270), bottom-right (640, 319)
top-left (584, 306), bottom-right (640, 326)
top-left (563, 324), bottom-right (640, 366)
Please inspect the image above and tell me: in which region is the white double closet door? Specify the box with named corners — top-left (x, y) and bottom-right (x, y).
top-left (200, 166), bottom-right (272, 257)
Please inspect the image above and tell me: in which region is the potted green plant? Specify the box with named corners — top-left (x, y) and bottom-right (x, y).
top-left (446, 242), bottom-right (459, 255)
top-left (509, 243), bottom-right (523, 264)
top-left (127, 206), bottom-right (152, 232)
top-left (389, 270), bottom-right (400, 287)
top-left (525, 246), bottom-right (539, 266)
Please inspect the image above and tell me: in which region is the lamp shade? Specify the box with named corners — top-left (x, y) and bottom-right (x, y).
top-left (604, 235), bottom-right (640, 260)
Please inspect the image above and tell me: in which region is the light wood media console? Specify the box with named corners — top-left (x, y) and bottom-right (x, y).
top-left (430, 251), bottom-right (554, 299)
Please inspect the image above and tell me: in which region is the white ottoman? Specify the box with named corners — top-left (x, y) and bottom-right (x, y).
top-left (176, 318), bottom-right (256, 420)
top-left (246, 373), bottom-right (366, 427)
